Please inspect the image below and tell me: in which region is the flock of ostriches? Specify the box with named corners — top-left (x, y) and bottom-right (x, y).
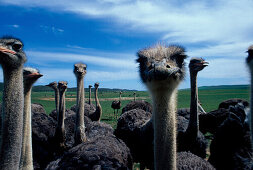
top-left (0, 37), bottom-right (253, 170)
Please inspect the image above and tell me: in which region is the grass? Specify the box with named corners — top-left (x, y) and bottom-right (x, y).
top-left (27, 85), bottom-right (250, 129)
top-left (0, 85), bottom-right (248, 129)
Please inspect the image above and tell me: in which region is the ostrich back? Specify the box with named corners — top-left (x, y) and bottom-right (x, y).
top-left (121, 100), bottom-right (152, 114)
top-left (177, 152), bottom-right (215, 170)
top-left (218, 98), bottom-right (249, 110)
top-left (111, 100), bottom-right (121, 109)
top-left (70, 103), bottom-right (96, 118)
top-left (46, 135), bottom-right (133, 170)
top-left (209, 104), bottom-right (252, 170)
top-left (32, 112), bottom-right (57, 170)
top-left (31, 103), bottom-right (46, 114)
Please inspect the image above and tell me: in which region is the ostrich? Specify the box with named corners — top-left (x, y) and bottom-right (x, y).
top-left (199, 99), bottom-right (249, 135)
top-left (53, 81), bottom-right (68, 150)
top-left (121, 90), bottom-right (152, 115)
top-left (46, 81), bottom-right (59, 115)
top-left (88, 85), bottom-right (93, 105)
top-left (46, 64), bottom-right (132, 169)
top-left (111, 91), bottom-right (122, 118)
top-left (31, 103), bottom-right (46, 115)
top-left (74, 63), bottom-right (88, 144)
top-left (136, 44), bottom-right (214, 169)
top-left (20, 67), bottom-right (43, 170)
top-left (46, 134), bottom-right (132, 170)
top-left (208, 103), bottom-right (252, 170)
top-left (89, 82), bottom-right (102, 121)
top-left (47, 81), bottom-right (75, 121)
top-left (0, 37), bottom-right (27, 169)
top-left (218, 98), bottom-right (249, 110)
top-left (248, 45), bottom-right (253, 145)
top-left (121, 100), bottom-right (152, 114)
top-left (177, 58), bottom-right (209, 158)
top-left (207, 45), bottom-right (253, 170)
top-left (115, 45), bottom-right (214, 169)
top-left (205, 46), bottom-right (253, 170)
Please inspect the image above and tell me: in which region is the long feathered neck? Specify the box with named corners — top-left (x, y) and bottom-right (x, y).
top-left (152, 87), bottom-right (178, 170)
top-left (56, 87), bottom-right (66, 146)
top-left (0, 66), bottom-right (24, 170)
top-left (250, 68), bottom-right (253, 148)
top-left (119, 93), bottom-right (122, 101)
top-left (74, 76), bottom-right (87, 144)
top-left (186, 71), bottom-right (199, 138)
top-left (20, 81), bottom-right (34, 170)
top-left (54, 88), bottom-right (59, 116)
top-left (94, 86), bottom-right (102, 121)
top-left (89, 87), bottom-right (92, 105)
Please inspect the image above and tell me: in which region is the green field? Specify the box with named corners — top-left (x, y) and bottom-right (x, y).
top-left (0, 85), bottom-right (249, 129)
top-left (28, 85), bottom-right (250, 128)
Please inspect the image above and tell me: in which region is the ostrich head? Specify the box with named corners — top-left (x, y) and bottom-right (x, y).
top-left (94, 82), bottom-right (99, 88)
top-left (189, 57), bottom-right (209, 73)
top-left (0, 37), bottom-right (27, 68)
top-left (137, 44), bottom-right (187, 91)
top-left (246, 45), bottom-right (253, 68)
top-left (46, 81), bottom-right (58, 90)
top-left (74, 63), bottom-right (87, 78)
top-left (23, 67), bottom-right (43, 85)
top-left (58, 81), bottom-right (68, 93)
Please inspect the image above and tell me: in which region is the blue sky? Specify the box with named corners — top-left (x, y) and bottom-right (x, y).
top-left (0, 0), bottom-right (253, 91)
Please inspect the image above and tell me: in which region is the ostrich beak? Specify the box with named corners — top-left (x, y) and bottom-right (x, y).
top-left (28, 72), bottom-right (43, 78)
top-left (0, 46), bottom-right (16, 54)
top-left (202, 61), bottom-right (209, 67)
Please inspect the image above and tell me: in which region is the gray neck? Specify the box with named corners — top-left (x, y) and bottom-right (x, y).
top-left (0, 67), bottom-right (24, 170)
top-left (94, 86), bottom-right (102, 121)
top-left (20, 83), bottom-right (33, 170)
top-left (250, 70), bottom-right (253, 148)
top-left (186, 71), bottom-right (199, 138)
top-left (152, 88), bottom-right (177, 170)
top-left (89, 87), bottom-right (92, 105)
top-left (74, 76), bottom-right (87, 144)
top-left (54, 88), bottom-right (59, 115)
top-left (56, 88), bottom-right (66, 145)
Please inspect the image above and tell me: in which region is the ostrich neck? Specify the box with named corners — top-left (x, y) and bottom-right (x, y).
top-left (250, 71), bottom-right (253, 148)
top-left (57, 89), bottom-right (66, 139)
top-left (54, 89), bottom-right (59, 114)
top-left (152, 87), bottom-right (177, 170)
top-left (20, 83), bottom-right (33, 170)
top-left (186, 71), bottom-right (199, 137)
top-left (119, 93), bottom-right (121, 101)
top-left (94, 86), bottom-right (102, 121)
top-left (89, 87), bottom-right (92, 105)
top-left (0, 67), bottom-right (24, 170)
top-left (75, 76), bottom-right (86, 144)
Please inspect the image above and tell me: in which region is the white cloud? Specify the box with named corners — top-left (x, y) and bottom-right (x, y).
top-left (2, 0), bottom-right (253, 52)
top-left (27, 50), bottom-right (138, 69)
top-left (187, 42), bottom-right (253, 58)
top-left (39, 25), bottom-right (64, 34)
top-left (197, 58), bottom-right (248, 79)
top-left (11, 24), bottom-right (20, 28)
top-left (2, 0), bottom-right (253, 44)
top-left (1, 0), bottom-right (252, 89)
top-left (36, 67), bottom-right (139, 87)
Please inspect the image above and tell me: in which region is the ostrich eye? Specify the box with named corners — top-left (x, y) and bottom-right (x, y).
top-left (23, 70), bottom-right (30, 76)
top-left (12, 43), bottom-right (22, 51)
